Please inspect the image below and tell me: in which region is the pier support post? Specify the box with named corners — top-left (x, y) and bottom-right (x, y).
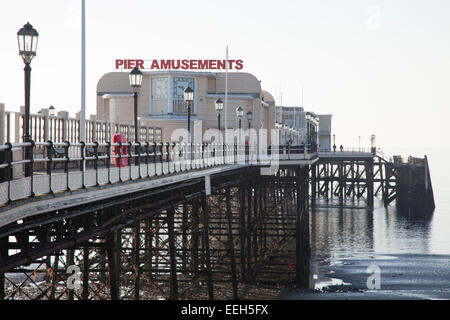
top-left (0, 238), bottom-right (7, 300)
top-left (225, 188), bottom-right (238, 299)
top-left (106, 231), bottom-right (120, 300)
top-left (253, 182), bottom-right (258, 266)
top-left (339, 160), bottom-right (344, 206)
top-left (145, 219), bottom-right (153, 281)
top-left (295, 166), bottom-right (309, 288)
top-left (311, 164), bottom-right (316, 205)
top-left (168, 208), bottom-right (178, 300)
top-left (202, 195), bottom-right (214, 300)
top-left (134, 221), bottom-right (141, 300)
top-left (247, 184), bottom-right (252, 271)
top-left (182, 204), bottom-right (188, 271)
top-left (192, 202), bottom-right (200, 275)
top-left (239, 183), bottom-right (246, 280)
top-left (82, 246), bottom-right (89, 300)
top-left (366, 159), bottom-right (374, 207)
top-left (67, 249), bottom-right (75, 300)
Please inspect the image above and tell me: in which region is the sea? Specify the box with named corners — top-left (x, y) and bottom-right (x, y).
top-left (309, 147), bottom-right (450, 291)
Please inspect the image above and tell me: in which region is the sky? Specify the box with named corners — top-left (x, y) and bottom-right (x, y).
top-left (1, 0), bottom-right (450, 150)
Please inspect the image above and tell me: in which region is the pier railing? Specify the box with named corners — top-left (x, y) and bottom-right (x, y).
top-left (0, 140), bottom-right (318, 205)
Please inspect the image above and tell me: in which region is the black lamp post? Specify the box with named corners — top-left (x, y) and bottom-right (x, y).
top-left (49, 105), bottom-right (56, 117)
top-left (184, 87), bottom-right (194, 165)
top-left (129, 67), bottom-right (143, 142)
top-left (236, 106), bottom-right (243, 130)
top-left (246, 111), bottom-right (253, 129)
top-left (215, 99), bottom-right (224, 131)
top-left (129, 66), bottom-right (143, 165)
top-left (183, 87), bottom-right (194, 140)
top-left (17, 22), bottom-right (39, 177)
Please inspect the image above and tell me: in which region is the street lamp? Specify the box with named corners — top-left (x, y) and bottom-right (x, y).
top-left (246, 111), bottom-right (253, 129)
top-left (129, 66), bottom-right (143, 165)
top-left (184, 87), bottom-right (194, 165)
top-left (18, 22), bottom-right (39, 177)
top-left (236, 107), bottom-right (244, 130)
top-left (215, 98), bottom-right (223, 131)
top-left (183, 87), bottom-right (194, 141)
top-left (333, 134), bottom-right (336, 152)
top-left (49, 105), bottom-right (56, 117)
top-left (236, 107), bottom-right (244, 153)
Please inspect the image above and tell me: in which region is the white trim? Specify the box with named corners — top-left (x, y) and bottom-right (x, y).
top-left (168, 75), bottom-right (173, 113)
top-left (206, 93), bottom-right (256, 100)
top-left (194, 77), bottom-right (198, 114)
top-left (102, 93), bottom-right (133, 99)
top-left (149, 75), bottom-right (152, 115)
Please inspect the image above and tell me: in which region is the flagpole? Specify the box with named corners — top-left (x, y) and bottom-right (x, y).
top-left (80, 0), bottom-right (86, 143)
top-left (225, 46), bottom-right (228, 132)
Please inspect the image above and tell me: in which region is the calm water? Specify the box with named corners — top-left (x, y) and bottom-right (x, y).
top-left (310, 147), bottom-right (450, 263)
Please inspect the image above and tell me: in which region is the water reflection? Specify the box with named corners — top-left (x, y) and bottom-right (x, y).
top-left (310, 198), bottom-right (434, 261)
top-left (309, 198), bottom-right (436, 289)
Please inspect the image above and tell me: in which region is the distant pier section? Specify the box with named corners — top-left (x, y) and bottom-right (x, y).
top-left (392, 155), bottom-right (435, 215)
top-left (311, 148), bottom-right (435, 215)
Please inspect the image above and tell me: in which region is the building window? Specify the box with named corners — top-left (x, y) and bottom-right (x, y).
top-left (155, 128), bottom-right (162, 142)
top-left (148, 127), bottom-right (154, 142)
top-left (172, 77), bottom-right (194, 114)
top-left (151, 77), bottom-right (168, 115)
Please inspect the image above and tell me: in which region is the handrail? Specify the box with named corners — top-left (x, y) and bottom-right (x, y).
top-left (0, 140), bottom-right (319, 205)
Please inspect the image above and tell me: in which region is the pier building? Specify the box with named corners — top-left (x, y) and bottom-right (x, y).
top-left (96, 71), bottom-right (276, 143)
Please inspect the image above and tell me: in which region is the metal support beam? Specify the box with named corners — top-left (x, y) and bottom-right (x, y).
top-left (225, 188), bottom-right (238, 299)
top-left (202, 195), bottom-right (214, 300)
top-left (168, 208), bottom-right (178, 300)
top-left (106, 231), bottom-right (120, 300)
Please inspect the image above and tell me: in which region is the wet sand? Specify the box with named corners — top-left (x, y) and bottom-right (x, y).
top-left (279, 254), bottom-right (450, 300)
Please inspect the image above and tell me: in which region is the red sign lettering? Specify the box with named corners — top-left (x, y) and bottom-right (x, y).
top-left (115, 59), bottom-right (244, 71)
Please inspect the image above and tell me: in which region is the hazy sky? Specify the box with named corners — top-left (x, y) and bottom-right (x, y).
top-left (1, 0), bottom-right (449, 150)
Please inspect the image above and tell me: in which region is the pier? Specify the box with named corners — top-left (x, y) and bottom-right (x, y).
top-left (0, 139), bottom-right (314, 300)
top-left (0, 138), bottom-right (435, 300)
top-left (311, 149), bottom-right (434, 214)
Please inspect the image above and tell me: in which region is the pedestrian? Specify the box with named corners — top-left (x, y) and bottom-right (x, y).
top-left (340, 144), bottom-right (343, 152)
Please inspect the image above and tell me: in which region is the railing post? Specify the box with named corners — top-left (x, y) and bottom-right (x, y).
top-left (5, 142), bottom-right (13, 203)
top-left (46, 140), bottom-right (53, 194)
top-left (80, 141), bottom-right (86, 189)
top-left (128, 141), bottom-right (132, 180)
top-left (64, 141), bottom-right (70, 191)
top-left (0, 104), bottom-right (5, 145)
top-left (152, 142), bottom-right (157, 176)
top-left (105, 141), bottom-right (111, 184)
top-left (165, 142), bottom-right (170, 172)
top-left (94, 141), bottom-right (100, 186)
top-left (136, 141), bottom-right (142, 178)
top-left (201, 143), bottom-right (205, 168)
top-left (223, 142), bottom-right (226, 164)
top-left (135, 141), bottom-right (141, 168)
top-left (159, 143), bottom-right (164, 175)
top-left (117, 141), bottom-right (123, 182)
top-left (14, 112), bottom-right (21, 143)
